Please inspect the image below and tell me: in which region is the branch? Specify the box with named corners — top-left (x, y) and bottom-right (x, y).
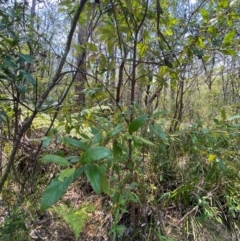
top-left (20, 0), bottom-right (88, 134)
top-left (0, 0), bottom-right (88, 192)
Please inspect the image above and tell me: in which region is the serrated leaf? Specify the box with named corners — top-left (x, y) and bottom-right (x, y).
top-left (62, 137), bottom-right (88, 151)
top-left (223, 31), bottom-right (235, 44)
top-left (84, 164), bottom-right (109, 194)
top-left (58, 168), bottom-right (76, 182)
top-left (41, 177), bottom-right (73, 211)
top-left (41, 154), bottom-right (70, 166)
top-left (80, 147), bottom-right (112, 164)
top-left (40, 167), bottom-right (84, 211)
top-left (129, 115), bottom-right (148, 133)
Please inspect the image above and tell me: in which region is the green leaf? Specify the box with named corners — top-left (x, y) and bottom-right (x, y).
top-left (109, 225), bottom-right (126, 236)
top-left (150, 123), bottom-right (167, 141)
top-left (134, 136), bottom-right (155, 146)
top-left (200, 9), bottom-right (208, 21)
top-left (58, 0), bottom-right (71, 7)
top-left (137, 42), bottom-right (146, 57)
top-left (42, 136), bottom-right (53, 148)
top-left (113, 141), bottom-right (123, 160)
top-left (213, 119), bottom-right (221, 125)
top-left (86, 43), bottom-right (98, 52)
top-left (65, 156), bottom-right (80, 163)
top-left (212, 38), bottom-right (221, 47)
top-left (40, 167), bottom-right (84, 211)
top-left (98, 165), bottom-right (110, 195)
top-left (219, 49), bottom-right (236, 56)
top-left (17, 53), bottom-right (34, 63)
top-left (165, 59), bottom-right (173, 68)
top-left (223, 31), bottom-right (235, 44)
top-left (208, 26), bottom-right (217, 38)
top-left (0, 74), bottom-right (11, 81)
top-left (41, 154), bottom-right (70, 166)
top-left (62, 137), bottom-right (88, 151)
top-left (85, 164), bottom-right (101, 194)
top-left (219, 0), bottom-right (228, 8)
top-left (221, 109), bottom-right (227, 121)
top-left (227, 115), bottom-right (240, 121)
top-left (227, 19), bottom-right (233, 27)
top-left (90, 126), bottom-right (100, 135)
top-left (129, 115), bottom-right (148, 133)
top-left (84, 164), bottom-right (109, 194)
top-left (16, 84), bottom-right (26, 94)
top-left (80, 147), bottom-right (112, 164)
top-left (0, 23), bottom-right (7, 30)
top-left (3, 55), bottom-right (15, 69)
top-left (216, 158), bottom-right (227, 173)
top-left (92, 131), bottom-right (102, 145)
top-left (191, 46), bottom-right (204, 59)
top-left (63, 208), bottom-right (88, 240)
top-left (58, 168), bottom-right (76, 182)
top-left (41, 173), bottom-right (71, 210)
top-left (20, 71), bottom-right (36, 86)
top-left (107, 124), bottom-right (124, 139)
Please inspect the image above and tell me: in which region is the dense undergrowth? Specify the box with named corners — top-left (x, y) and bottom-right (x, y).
top-left (1, 106), bottom-right (240, 241)
top-left (0, 0), bottom-right (240, 240)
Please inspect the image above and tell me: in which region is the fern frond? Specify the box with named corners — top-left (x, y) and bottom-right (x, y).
top-left (52, 203), bottom-right (95, 240)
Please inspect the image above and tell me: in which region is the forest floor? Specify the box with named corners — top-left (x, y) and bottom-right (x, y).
top-left (0, 176), bottom-right (237, 241)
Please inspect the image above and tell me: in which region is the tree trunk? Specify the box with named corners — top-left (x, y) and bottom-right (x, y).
top-left (75, 25), bottom-right (87, 105)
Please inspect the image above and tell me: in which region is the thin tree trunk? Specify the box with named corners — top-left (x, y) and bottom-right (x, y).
top-left (75, 25), bottom-right (87, 105)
